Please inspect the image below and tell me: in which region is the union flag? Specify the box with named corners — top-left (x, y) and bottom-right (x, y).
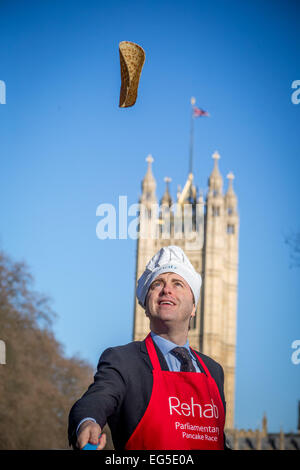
top-left (193, 106), bottom-right (210, 117)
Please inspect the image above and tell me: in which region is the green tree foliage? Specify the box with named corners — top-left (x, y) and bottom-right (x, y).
top-left (0, 251), bottom-right (96, 449)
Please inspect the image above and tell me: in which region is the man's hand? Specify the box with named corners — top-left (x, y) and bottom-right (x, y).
top-left (76, 420), bottom-right (107, 450)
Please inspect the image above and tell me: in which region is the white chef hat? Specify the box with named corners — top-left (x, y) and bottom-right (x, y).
top-left (136, 245), bottom-right (202, 309)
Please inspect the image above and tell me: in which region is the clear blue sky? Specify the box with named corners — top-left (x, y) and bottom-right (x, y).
top-left (0, 0), bottom-right (299, 433)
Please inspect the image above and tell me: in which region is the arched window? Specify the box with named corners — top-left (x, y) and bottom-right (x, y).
top-left (212, 206), bottom-right (220, 216)
top-left (227, 224), bottom-right (235, 234)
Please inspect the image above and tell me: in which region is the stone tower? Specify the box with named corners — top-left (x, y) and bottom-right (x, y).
top-left (132, 151), bottom-right (239, 430)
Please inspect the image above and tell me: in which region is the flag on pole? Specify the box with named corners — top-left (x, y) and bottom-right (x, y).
top-left (192, 106), bottom-right (210, 118)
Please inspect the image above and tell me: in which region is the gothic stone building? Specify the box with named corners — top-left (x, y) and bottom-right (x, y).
top-left (132, 151), bottom-right (239, 430)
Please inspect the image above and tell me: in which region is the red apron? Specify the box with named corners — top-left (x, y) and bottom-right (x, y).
top-left (125, 333), bottom-right (225, 450)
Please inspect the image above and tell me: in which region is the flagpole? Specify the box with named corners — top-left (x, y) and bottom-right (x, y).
top-left (189, 96), bottom-right (196, 175)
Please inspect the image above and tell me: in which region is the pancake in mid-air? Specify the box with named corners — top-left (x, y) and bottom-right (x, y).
top-left (119, 41), bottom-right (145, 108)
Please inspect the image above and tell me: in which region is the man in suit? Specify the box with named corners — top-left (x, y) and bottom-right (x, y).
top-left (68, 245), bottom-right (227, 450)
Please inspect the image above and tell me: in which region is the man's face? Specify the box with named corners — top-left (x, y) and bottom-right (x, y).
top-left (145, 272), bottom-right (196, 327)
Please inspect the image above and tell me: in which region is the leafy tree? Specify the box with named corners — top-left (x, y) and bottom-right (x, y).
top-left (0, 251), bottom-right (112, 449)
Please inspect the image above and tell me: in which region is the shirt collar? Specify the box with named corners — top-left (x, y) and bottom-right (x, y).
top-left (150, 331), bottom-right (190, 355)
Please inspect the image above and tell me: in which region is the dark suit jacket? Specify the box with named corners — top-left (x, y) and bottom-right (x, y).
top-left (68, 338), bottom-right (227, 450)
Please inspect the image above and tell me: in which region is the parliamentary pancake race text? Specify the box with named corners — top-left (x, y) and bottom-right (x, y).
top-left (169, 396), bottom-right (220, 443)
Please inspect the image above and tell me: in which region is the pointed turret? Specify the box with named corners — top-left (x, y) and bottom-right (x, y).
top-left (161, 177), bottom-right (172, 207)
top-left (208, 151), bottom-right (223, 197)
top-left (279, 426), bottom-right (285, 450)
top-left (262, 413), bottom-right (268, 437)
top-left (140, 154), bottom-right (157, 205)
top-left (225, 171), bottom-right (238, 236)
top-left (225, 171), bottom-right (237, 214)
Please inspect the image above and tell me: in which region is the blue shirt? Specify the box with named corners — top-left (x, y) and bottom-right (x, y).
top-left (150, 331), bottom-right (201, 373)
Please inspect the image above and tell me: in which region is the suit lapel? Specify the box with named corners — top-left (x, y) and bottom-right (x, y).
top-left (140, 337), bottom-right (170, 371)
top-left (190, 349), bottom-right (206, 375)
